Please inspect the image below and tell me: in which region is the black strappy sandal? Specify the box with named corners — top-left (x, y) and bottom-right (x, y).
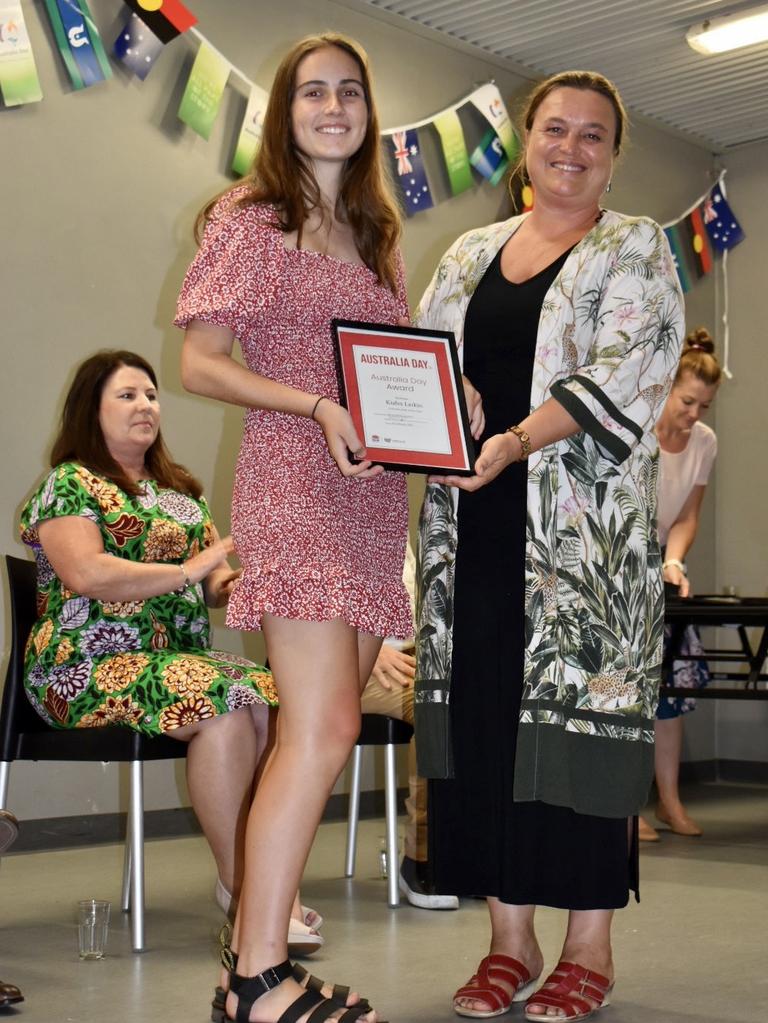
top-left (221, 958), bottom-right (378, 1023)
top-left (211, 932), bottom-right (371, 1023)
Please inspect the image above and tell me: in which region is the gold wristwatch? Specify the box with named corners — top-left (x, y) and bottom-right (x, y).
top-left (506, 424), bottom-right (532, 460)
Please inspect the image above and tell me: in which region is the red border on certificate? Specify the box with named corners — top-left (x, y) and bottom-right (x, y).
top-left (333, 320), bottom-right (473, 474)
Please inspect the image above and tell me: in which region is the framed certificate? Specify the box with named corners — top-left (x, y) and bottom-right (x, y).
top-left (332, 319), bottom-right (475, 475)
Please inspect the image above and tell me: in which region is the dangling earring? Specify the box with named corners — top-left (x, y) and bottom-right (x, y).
top-left (605, 180), bottom-right (612, 193)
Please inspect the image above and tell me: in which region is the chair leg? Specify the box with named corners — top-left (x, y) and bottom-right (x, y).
top-left (344, 745), bottom-right (363, 878)
top-left (121, 815), bottom-right (132, 913)
top-left (0, 762), bottom-right (10, 809)
top-left (128, 760), bottom-right (145, 952)
top-left (384, 742), bottom-right (400, 907)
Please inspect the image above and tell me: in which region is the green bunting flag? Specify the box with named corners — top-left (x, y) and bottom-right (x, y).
top-left (0, 1), bottom-right (43, 105)
top-left (232, 83), bottom-right (269, 176)
top-left (177, 41), bottom-right (229, 140)
top-left (433, 108), bottom-right (473, 196)
top-left (470, 82), bottom-right (519, 164)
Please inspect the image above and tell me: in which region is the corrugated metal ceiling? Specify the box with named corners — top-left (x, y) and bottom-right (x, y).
top-left (359, 0), bottom-right (768, 150)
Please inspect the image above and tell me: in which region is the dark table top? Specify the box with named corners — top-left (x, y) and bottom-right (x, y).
top-left (665, 595), bottom-right (768, 625)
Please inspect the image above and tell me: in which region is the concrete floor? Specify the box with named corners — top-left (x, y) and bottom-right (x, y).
top-left (1, 781), bottom-right (766, 1023)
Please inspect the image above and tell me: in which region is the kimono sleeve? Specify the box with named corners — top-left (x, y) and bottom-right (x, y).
top-left (174, 197), bottom-right (282, 341)
top-left (413, 230), bottom-right (471, 332)
top-left (551, 218), bottom-right (685, 465)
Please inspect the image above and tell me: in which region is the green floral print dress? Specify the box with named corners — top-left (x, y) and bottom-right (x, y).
top-left (19, 462), bottom-right (277, 736)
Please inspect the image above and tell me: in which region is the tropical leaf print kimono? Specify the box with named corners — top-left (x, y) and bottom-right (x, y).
top-left (414, 210), bottom-right (685, 818)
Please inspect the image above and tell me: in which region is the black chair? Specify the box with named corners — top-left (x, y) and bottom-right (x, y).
top-left (343, 713), bottom-right (414, 907)
top-left (0, 554), bottom-right (187, 951)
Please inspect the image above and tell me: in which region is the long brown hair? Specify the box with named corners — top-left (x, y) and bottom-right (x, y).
top-left (50, 350), bottom-right (203, 499)
top-left (674, 328), bottom-right (722, 387)
top-left (195, 33), bottom-right (401, 292)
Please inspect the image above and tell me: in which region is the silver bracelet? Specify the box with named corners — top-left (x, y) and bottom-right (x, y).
top-left (175, 564), bottom-right (191, 593)
top-left (663, 558), bottom-right (686, 576)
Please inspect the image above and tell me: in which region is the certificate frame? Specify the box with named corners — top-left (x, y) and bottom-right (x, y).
top-left (332, 319), bottom-right (475, 475)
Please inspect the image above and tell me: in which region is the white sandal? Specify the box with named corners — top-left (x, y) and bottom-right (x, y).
top-left (214, 880), bottom-right (324, 955)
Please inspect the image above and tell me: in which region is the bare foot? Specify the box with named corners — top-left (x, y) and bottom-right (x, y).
top-left (638, 816), bottom-right (660, 842)
top-left (656, 802), bottom-right (702, 836)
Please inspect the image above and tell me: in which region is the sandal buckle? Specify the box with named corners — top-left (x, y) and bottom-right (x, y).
top-left (257, 966), bottom-right (284, 992)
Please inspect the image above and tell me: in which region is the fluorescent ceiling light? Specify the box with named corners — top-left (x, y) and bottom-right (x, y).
top-left (686, 4), bottom-right (768, 53)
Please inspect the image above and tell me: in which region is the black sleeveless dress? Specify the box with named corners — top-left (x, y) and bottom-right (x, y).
top-left (429, 248), bottom-right (639, 909)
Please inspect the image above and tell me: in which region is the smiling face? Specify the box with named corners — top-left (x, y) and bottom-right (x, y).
top-left (98, 364), bottom-right (160, 466)
top-left (662, 370), bottom-right (719, 433)
top-left (525, 86), bottom-right (616, 211)
top-left (290, 45), bottom-right (368, 172)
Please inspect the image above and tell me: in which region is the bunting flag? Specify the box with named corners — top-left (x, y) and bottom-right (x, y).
top-left (177, 41), bottom-right (229, 140)
top-left (470, 82), bottom-right (519, 164)
top-left (0, 1), bottom-right (43, 105)
top-left (662, 173), bottom-right (745, 294)
top-left (702, 182), bottom-right (745, 251)
top-left (688, 204), bottom-right (713, 277)
top-left (123, 0), bottom-right (197, 44)
top-left (44, 0), bottom-right (111, 90)
top-left (432, 108), bottom-right (473, 196)
top-left (386, 128), bottom-right (434, 215)
top-left (664, 222), bottom-right (694, 293)
top-left (470, 128), bottom-right (509, 186)
top-left (113, 12), bottom-right (164, 78)
top-left (232, 83), bottom-right (269, 176)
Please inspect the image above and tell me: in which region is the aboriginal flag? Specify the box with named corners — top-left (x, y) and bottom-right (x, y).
top-left (688, 205), bottom-right (713, 278)
top-left (123, 0), bottom-right (197, 44)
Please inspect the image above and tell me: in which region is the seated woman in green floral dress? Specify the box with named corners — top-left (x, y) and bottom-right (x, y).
top-left (19, 349), bottom-right (278, 906)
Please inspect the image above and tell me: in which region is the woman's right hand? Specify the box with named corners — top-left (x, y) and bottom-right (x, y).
top-left (313, 399), bottom-right (384, 480)
top-left (663, 562), bottom-right (690, 597)
top-left (185, 534), bottom-right (235, 586)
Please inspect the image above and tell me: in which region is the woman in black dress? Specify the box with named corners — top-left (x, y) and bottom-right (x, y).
top-left (415, 72), bottom-right (684, 1021)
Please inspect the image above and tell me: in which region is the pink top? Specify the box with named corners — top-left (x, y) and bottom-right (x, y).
top-left (657, 421), bottom-right (717, 545)
top-left (175, 192), bottom-right (413, 639)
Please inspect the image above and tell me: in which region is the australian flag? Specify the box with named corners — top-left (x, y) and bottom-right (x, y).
top-left (701, 182), bottom-right (745, 252)
top-left (387, 129), bottom-right (434, 216)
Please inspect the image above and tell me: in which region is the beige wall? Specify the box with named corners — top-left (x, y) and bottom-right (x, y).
top-left (1, 0), bottom-right (727, 820)
top-left (707, 143), bottom-right (768, 762)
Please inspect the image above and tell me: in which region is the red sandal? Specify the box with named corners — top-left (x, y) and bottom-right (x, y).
top-left (524, 961), bottom-right (613, 1022)
top-left (453, 954), bottom-right (539, 1018)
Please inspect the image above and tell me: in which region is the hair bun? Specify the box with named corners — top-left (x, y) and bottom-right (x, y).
top-left (683, 327), bottom-right (715, 354)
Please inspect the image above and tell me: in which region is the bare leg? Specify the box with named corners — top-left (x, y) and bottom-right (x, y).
top-left (454, 899), bottom-right (543, 1014)
top-left (526, 910), bottom-right (614, 1018)
top-left (171, 704), bottom-right (269, 895)
top-left (654, 716), bottom-right (701, 834)
top-left (224, 616), bottom-right (379, 1023)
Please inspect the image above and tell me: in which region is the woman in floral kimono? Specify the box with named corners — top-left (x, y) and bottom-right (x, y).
top-left (20, 349), bottom-right (277, 923)
top-left (414, 73), bottom-right (684, 1021)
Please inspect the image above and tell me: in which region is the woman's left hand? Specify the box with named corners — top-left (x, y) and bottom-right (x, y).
top-left (429, 431), bottom-right (519, 491)
top-left (206, 566), bottom-right (242, 608)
